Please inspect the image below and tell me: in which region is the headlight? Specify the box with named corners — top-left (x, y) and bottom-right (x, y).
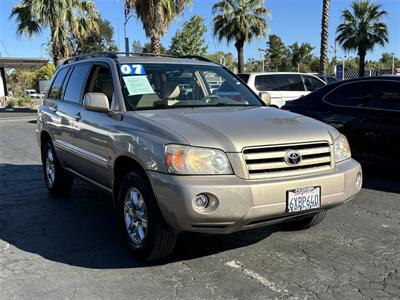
top-left (165, 145), bottom-right (233, 175)
top-left (334, 134), bottom-right (351, 163)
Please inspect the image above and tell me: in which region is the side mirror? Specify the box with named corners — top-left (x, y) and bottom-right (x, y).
top-left (83, 93), bottom-right (110, 113)
top-left (259, 92), bottom-right (271, 106)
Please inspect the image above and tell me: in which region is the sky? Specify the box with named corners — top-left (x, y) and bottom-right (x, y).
top-left (0, 0), bottom-right (399, 62)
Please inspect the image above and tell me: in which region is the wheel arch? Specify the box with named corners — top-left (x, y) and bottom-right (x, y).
top-left (112, 155), bottom-right (150, 209)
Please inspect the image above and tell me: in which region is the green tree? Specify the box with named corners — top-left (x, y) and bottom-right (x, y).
top-left (34, 63), bottom-right (55, 81)
top-left (10, 0), bottom-right (99, 65)
top-left (289, 42), bottom-right (315, 72)
top-left (131, 40), bottom-right (143, 53)
top-left (168, 16), bottom-right (208, 56)
top-left (126, 0), bottom-right (192, 54)
top-left (336, 0), bottom-right (388, 77)
top-left (213, 0), bottom-right (270, 73)
top-left (319, 0), bottom-right (330, 73)
top-left (69, 17), bottom-right (118, 55)
top-left (206, 51), bottom-right (237, 71)
top-left (265, 34), bottom-right (290, 71)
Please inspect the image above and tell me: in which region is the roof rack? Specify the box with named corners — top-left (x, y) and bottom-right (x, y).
top-left (62, 52), bottom-right (118, 65)
top-left (62, 51), bottom-right (218, 65)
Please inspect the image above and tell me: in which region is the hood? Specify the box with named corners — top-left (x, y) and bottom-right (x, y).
top-left (135, 107), bottom-right (338, 152)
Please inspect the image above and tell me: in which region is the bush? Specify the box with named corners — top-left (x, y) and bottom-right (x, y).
top-left (6, 99), bottom-right (16, 109)
top-left (16, 96), bottom-right (33, 107)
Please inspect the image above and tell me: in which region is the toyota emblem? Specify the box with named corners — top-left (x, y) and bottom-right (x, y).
top-left (285, 150), bottom-right (302, 165)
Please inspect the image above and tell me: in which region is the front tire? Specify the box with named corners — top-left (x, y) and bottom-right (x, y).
top-left (117, 171), bottom-right (177, 261)
top-left (41, 141), bottom-right (73, 195)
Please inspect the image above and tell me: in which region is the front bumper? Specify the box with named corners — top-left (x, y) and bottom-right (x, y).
top-left (147, 158), bottom-right (362, 234)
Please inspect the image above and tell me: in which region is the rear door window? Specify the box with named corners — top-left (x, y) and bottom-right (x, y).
top-left (255, 74), bottom-right (304, 91)
top-left (48, 67), bottom-right (70, 99)
top-left (324, 81), bottom-right (374, 107)
top-left (237, 74), bottom-right (250, 83)
top-left (377, 81), bottom-right (400, 111)
top-left (63, 64), bottom-right (91, 104)
top-left (303, 75), bottom-right (325, 91)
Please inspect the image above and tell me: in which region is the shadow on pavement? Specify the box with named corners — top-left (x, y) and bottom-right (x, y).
top-left (361, 166), bottom-right (400, 194)
top-left (0, 163), bottom-right (397, 269)
top-left (0, 164), bottom-right (272, 268)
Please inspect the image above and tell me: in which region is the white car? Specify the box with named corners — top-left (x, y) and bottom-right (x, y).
top-left (24, 89), bottom-right (41, 99)
top-left (238, 72), bottom-right (326, 107)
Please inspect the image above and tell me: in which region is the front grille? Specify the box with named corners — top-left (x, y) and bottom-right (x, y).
top-left (243, 142), bottom-right (332, 179)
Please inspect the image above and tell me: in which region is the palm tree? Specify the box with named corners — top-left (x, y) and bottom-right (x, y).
top-left (213, 0), bottom-right (270, 73)
top-left (126, 0), bottom-right (192, 55)
top-left (336, 0), bottom-right (388, 77)
top-left (11, 0), bottom-right (99, 65)
top-left (319, 0), bottom-right (330, 74)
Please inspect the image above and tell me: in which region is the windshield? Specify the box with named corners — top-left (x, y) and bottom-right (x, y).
top-left (118, 63), bottom-right (263, 110)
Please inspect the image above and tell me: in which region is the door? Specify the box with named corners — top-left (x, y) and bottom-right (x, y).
top-left (370, 80), bottom-right (400, 166)
top-left (43, 66), bottom-right (73, 165)
top-left (276, 74), bottom-right (307, 103)
top-left (54, 63), bottom-right (93, 170)
top-left (69, 63), bottom-right (117, 188)
top-left (323, 81), bottom-right (378, 162)
top-left (253, 75), bottom-right (282, 107)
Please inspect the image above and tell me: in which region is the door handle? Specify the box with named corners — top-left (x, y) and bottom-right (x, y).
top-left (75, 112), bottom-right (82, 121)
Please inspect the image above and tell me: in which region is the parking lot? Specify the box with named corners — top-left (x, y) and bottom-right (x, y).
top-left (0, 113), bottom-right (399, 299)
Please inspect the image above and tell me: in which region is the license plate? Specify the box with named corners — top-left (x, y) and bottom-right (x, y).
top-left (287, 186), bottom-right (321, 213)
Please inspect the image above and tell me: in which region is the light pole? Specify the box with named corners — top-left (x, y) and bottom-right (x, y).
top-left (391, 53), bottom-right (395, 75)
top-left (258, 48), bottom-right (266, 72)
top-left (124, 2), bottom-right (135, 55)
top-left (40, 42), bottom-right (47, 57)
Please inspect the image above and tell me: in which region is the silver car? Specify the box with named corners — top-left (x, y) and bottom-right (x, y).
top-left (36, 52), bottom-right (362, 261)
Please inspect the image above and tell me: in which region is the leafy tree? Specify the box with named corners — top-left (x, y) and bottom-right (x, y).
top-left (131, 40), bottom-right (143, 53)
top-left (244, 58), bottom-right (261, 72)
top-left (34, 63), bottom-right (55, 81)
top-left (320, 0), bottom-right (330, 73)
top-left (289, 42), bottom-right (315, 71)
top-left (10, 0), bottom-right (99, 65)
top-left (168, 16), bottom-right (208, 56)
top-left (265, 34), bottom-right (290, 71)
top-left (126, 0), bottom-right (192, 54)
top-left (206, 51), bottom-right (237, 71)
top-left (131, 40), bottom-right (167, 54)
top-left (336, 0), bottom-right (388, 77)
top-left (69, 17), bottom-right (118, 55)
top-left (213, 0), bottom-right (270, 73)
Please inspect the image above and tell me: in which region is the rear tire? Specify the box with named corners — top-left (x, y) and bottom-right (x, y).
top-left (117, 171), bottom-right (177, 261)
top-left (282, 210), bottom-right (327, 230)
top-left (41, 141), bottom-right (73, 195)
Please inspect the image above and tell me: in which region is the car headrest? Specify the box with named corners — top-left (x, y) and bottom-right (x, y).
top-left (162, 81), bottom-right (180, 99)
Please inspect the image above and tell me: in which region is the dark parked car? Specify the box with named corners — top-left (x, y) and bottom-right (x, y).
top-left (283, 77), bottom-right (400, 168)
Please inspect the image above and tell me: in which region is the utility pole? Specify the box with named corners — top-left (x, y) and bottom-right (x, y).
top-left (392, 53), bottom-right (395, 75)
top-left (258, 48), bottom-right (265, 72)
top-left (124, 2), bottom-right (134, 55)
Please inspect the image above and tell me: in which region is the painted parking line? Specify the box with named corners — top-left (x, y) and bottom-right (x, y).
top-left (225, 260), bottom-right (289, 294)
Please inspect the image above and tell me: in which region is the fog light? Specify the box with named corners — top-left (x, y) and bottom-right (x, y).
top-left (356, 172), bottom-right (363, 189)
top-left (194, 194), bottom-right (209, 209)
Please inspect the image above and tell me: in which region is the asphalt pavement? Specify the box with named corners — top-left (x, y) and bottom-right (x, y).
top-left (0, 113), bottom-right (399, 299)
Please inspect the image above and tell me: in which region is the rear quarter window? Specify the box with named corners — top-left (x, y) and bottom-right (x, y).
top-left (48, 67), bottom-right (70, 99)
top-left (324, 81), bottom-right (374, 108)
top-left (377, 81), bottom-right (400, 111)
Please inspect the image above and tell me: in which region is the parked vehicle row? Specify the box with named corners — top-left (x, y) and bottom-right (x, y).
top-left (37, 52), bottom-right (362, 261)
top-left (283, 76), bottom-right (400, 169)
top-left (237, 72), bottom-right (326, 107)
